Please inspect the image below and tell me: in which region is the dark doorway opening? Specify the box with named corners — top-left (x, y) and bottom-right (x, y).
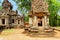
top-left (18, 20), bottom-right (20, 24)
top-left (12, 19), bottom-right (14, 23)
top-left (38, 21), bottom-right (42, 26)
top-left (2, 19), bottom-right (5, 24)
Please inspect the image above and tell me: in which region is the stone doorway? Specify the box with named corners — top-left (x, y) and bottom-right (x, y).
top-left (2, 19), bottom-right (5, 24)
top-left (38, 21), bottom-right (42, 26)
top-left (37, 16), bottom-right (42, 26)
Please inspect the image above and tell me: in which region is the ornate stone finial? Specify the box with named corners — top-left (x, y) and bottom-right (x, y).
top-left (2, 0), bottom-right (13, 10)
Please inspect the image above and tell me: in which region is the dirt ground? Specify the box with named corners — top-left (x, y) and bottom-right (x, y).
top-left (0, 29), bottom-right (60, 40)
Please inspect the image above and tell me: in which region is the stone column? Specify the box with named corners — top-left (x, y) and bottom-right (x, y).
top-left (5, 19), bottom-right (6, 25)
top-left (0, 18), bottom-right (2, 25)
top-left (5, 19), bottom-right (8, 25)
top-left (35, 16), bottom-right (38, 27)
top-left (5, 18), bottom-right (8, 25)
top-left (47, 16), bottom-right (49, 27)
top-left (45, 16), bottom-right (47, 26)
top-left (20, 20), bottom-right (21, 25)
top-left (6, 18), bottom-right (9, 27)
top-left (32, 16), bottom-right (38, 28)
top-left (42, 17), bottom-right (45, 28)
top-left (29, 17), bottom-right (33, 26)
top-left (44, 16), bottom-right (49, 29)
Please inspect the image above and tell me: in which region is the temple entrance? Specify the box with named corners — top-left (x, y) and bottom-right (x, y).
top-left (38, 21), bottom-right (42, 26)
top-left (37, 16), bottom-right (42, 26)
top-left (2, 19), bottom-right (5, 24)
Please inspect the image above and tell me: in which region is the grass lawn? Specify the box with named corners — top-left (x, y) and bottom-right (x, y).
top-left (52, 27), bottom-right (60, 29)
top-left (0, 29), bottom-right (24, 36)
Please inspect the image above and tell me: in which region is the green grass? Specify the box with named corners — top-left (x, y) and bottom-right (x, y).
top-left (0, 29), bottom-right (23, 36)
top-left (1, 29), bottom-right (16, 36)
top-left (56, 27), bottom-right (60, 29)
top-left (53, 27), bottom-right (60, 29)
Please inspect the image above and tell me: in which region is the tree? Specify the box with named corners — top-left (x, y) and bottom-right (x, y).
top-left (14, 0), bottom-right (60, 24)
top-left (13, 0), bottom-right (31, 22)
top-left (47, 0), bottom-right (60, 26)
top-left (13, 0), bottom-right (31, 14)
top-left (0, 6), bottom-right (2, 10)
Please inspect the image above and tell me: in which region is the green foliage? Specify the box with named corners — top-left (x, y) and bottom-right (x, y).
top-left (48, 0), bottom-right (60, 26)
top-left (13, 0), bottom-right (60, 26)
top-left (0, 6), bottom-right (2, 10)
top-left (13, 0), bottom-right (31, 22)
top-left (24, 16), bottom-right (29, 22)
top-left (13, 0), bottom-right (31, 14)
top-left (57, 16), bottom-right (60, 26)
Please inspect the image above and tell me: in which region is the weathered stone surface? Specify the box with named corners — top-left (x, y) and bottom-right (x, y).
top-left (29, 0), bottom-right (50, 29)
top-left (0, 0), bottom-right (24, 28)
top-left (32, 0), bottom-right (49, 12)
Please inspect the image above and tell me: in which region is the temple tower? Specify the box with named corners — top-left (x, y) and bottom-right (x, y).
top-left (29, 0), bottom-right (50, 28)
top-left (2, 0), bottom-right (13, 11)
top-left (0, 0), bottom-right (22, 28)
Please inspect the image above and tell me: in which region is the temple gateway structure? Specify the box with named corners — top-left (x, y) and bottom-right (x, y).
top-left (0, 0), bottom-right (24, 29)
top-left (28, 0), bottom-right (50, 28)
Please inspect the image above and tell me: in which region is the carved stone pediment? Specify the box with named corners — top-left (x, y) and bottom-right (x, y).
top-left (32, 0), bottom-right (49, 13)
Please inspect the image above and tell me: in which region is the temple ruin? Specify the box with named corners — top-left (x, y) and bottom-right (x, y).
top-left (0, 0), bottom-right (24, 29)
top-left (28, 0), bottom-right (50, 28)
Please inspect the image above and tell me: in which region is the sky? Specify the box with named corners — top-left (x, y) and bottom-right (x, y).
top-left (0, 0), bottom-right (21, 15)
top-left (0, 0), bottom-right (60, 15)
top-left (57, 0), bottom-right (60, 16)
top-left (0, 0), bottom-right (18, 11)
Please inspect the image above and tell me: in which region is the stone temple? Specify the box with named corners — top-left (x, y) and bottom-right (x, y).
top-left (0, 0), bottom-right (24, 29)
top-left (28, 0), bottom-right (50, 28)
